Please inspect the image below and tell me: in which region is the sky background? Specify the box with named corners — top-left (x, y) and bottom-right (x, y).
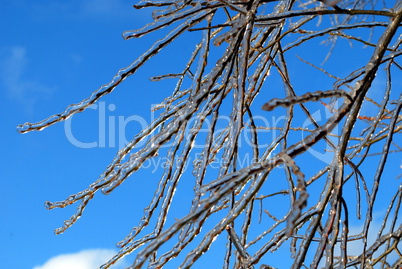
top-left (1, 1), bottom-right (401, 269)
top-left (1, 1), bottom-right (158, 268)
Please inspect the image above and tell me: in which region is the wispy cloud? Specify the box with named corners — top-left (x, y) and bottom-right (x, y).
top-left (0, 46), bottom-right (54, 114)
top-left (331, 214), bottom-right (400, 265)
top-left (33, 249), bottom-right (128, 269)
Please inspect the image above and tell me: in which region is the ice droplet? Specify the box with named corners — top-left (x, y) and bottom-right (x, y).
top-left (44, 201), bottom-right (53, 210)
top-left (16, 123), bottom-right (32, 134)
top-left (17, 122), bottom-right (46, 134)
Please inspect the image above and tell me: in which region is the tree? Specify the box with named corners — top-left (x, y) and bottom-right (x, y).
top-left (18, 0), bottom-right (402, 268)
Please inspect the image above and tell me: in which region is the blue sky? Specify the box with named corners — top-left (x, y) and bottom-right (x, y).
top-left (1, 1), bottom-right (401, 269)
top-left (1, 1), bottom-right (153, 268)
top-left (1, 1), bottom-right (212, 268)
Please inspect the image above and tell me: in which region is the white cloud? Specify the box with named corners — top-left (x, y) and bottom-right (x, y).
top-left (33, 249), bottom-right (128, 269)
top-left (1, 46), bottom-right (28, 97)
top-left (331, 214), bottom-right (400, 265)
top-left (0, 46), bottom-right (54, 113)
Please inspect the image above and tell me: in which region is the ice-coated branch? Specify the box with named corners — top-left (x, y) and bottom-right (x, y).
top-left (18, 0), bottom-right (402, 268)
top-left (261, 89), bottom-right (350, 111)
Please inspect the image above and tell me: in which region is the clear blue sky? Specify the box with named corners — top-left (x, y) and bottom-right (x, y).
top-left (1, 1), bottom-right (401, 269)
top-left (0, 1), bottom-right (158, 268)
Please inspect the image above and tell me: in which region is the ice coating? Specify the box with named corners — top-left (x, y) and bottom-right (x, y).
top-left (261, 89), bottom-right (350, 111)
top-left (17, 0), bottom-right (402, 268)
top-left (16, 9), bottom-right (213, 134)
